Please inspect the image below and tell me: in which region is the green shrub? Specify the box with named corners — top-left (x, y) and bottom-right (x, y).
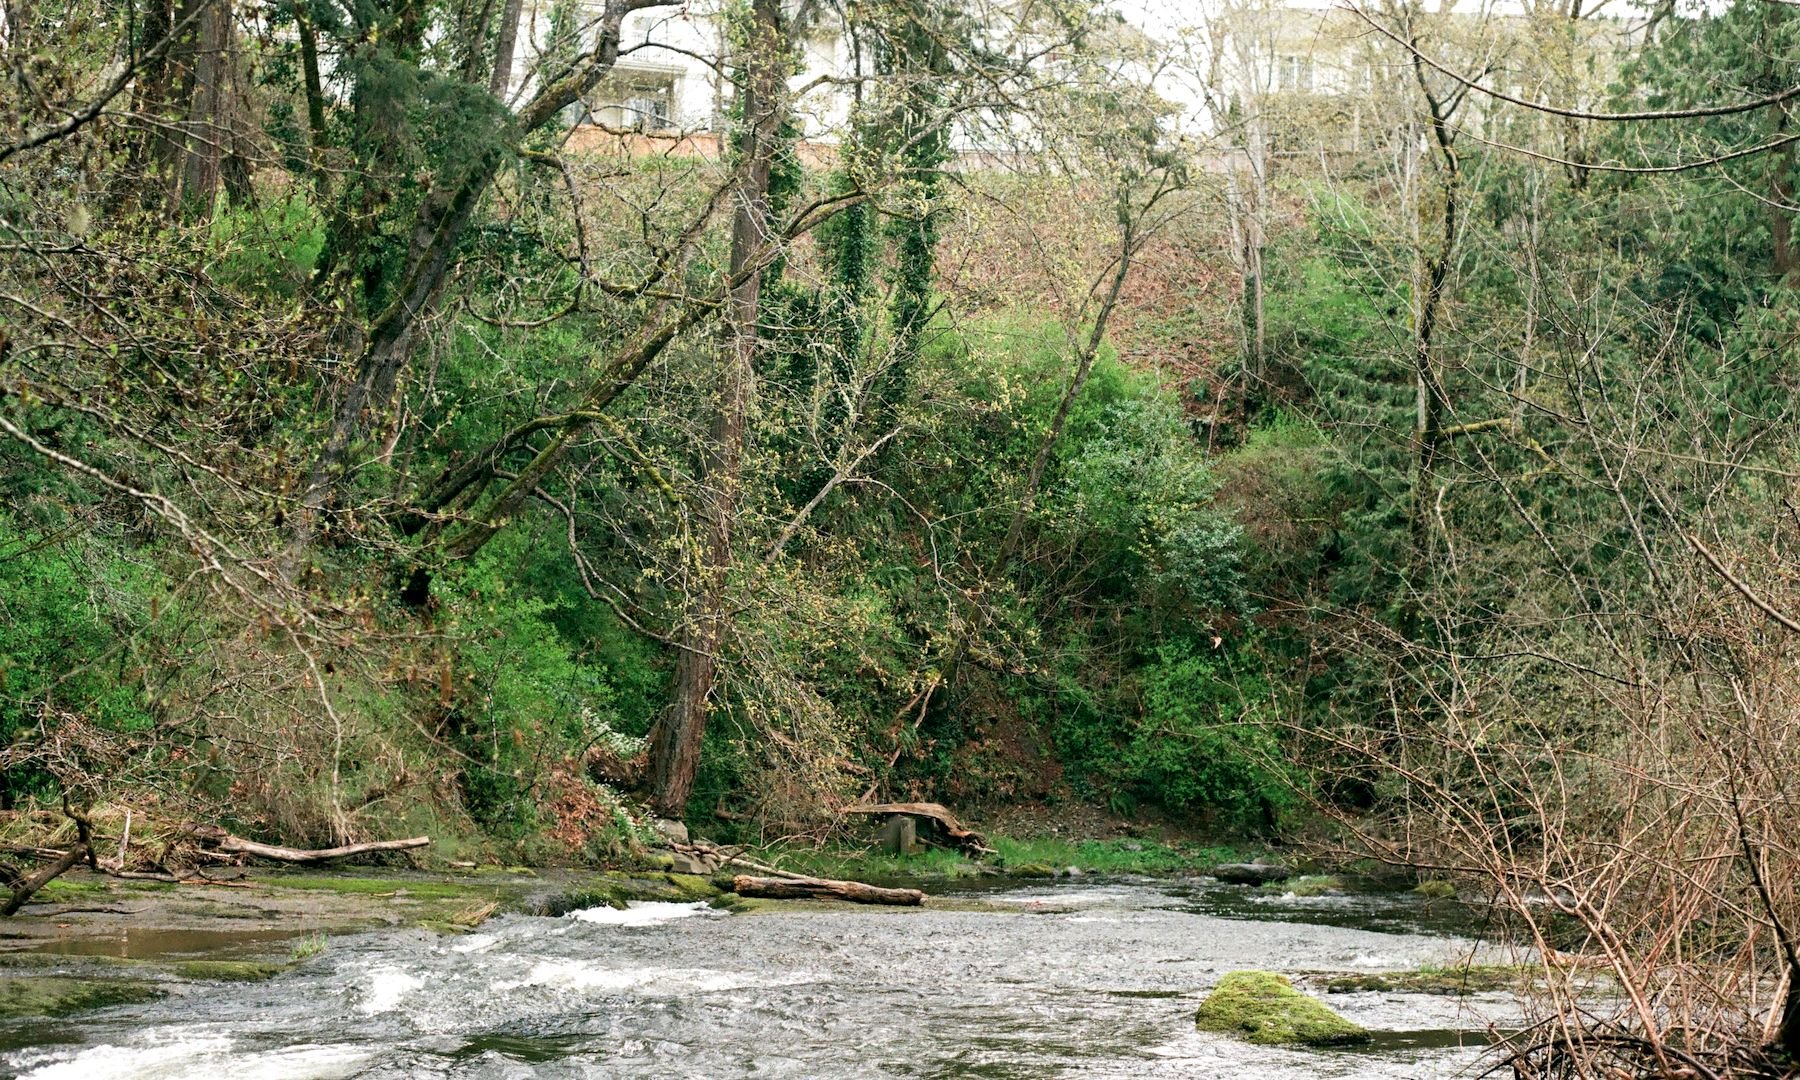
top-left (433, 531), bottom-right (642, 837)
top-left (1123, 641), bottom-right (1296, 830)
top-left (0, 507), bottom-right (161, 802)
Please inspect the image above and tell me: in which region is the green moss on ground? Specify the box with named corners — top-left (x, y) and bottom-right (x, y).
top-left (257, 874), bottom-right (490, 901)
top-left (1260, 875), bottom-right (1344, 897)
top-left (662, 873), bottom-right (721, 900)
top-left (1194, 971), bottom-right (1371, 1046)
top-left (171, 960), bottom-right (290, 981)
top-left (1320, 964), bottom-right (1524, 995)
top-left (0, 976), bottom-right (164, 1018)
top-left (27, 877), bottom-right (113, 902)
top-left (763, 836), bottom-right (1250, 882)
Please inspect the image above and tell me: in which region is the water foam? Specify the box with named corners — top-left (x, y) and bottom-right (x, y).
top-left (564, 900), bottom-right (721, 926)
top-left (360, 967), bottom-right (425, 1014)
top-left (16, 1034), bottom-right (370, 1080)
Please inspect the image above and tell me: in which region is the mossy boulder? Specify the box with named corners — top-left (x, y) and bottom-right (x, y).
top-left (1260, 875), bottom-right (1344, 897)
top-left (1195, 971), bottom-right (1370, 1047)
top-left (1008, 863), bottom-right (1057, 879)
top-left (662, 873), bottom-right (721, 900)
top-left (1412, 879), bottom-right (1458, 900)
top-left (0, 976), bottom-right (164, 1018)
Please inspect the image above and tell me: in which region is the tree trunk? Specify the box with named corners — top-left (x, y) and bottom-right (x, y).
top-left (1, 844), bottom-right (87, 917)
top-left (175, 0), bottom-right (230, 216)
top-left (1405, 55), bottom-right (1461, 594)
top-left (294, 1), bottom-right (331, 198)
top-left (188, 825), bottom-right (430, 863)
top-left (646, 0), bottom-right (785, 820)
top-left (488, 0), bottom-right (526, 99)
top-left (1769, 111), bottom-right (1796, 283)
top-left (996, 195), bottom-right (1139, 572)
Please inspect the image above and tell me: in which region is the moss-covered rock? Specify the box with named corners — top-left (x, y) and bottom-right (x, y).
top-left (1412, 880), bottom-right (1458, 899)
top-left (1007, 862), bottom-right (1057, 878)
top-left (1260, 875), bottom-right (1344, 897)
top-left (662, 873), bottom-right (721, 900)
top-left (1194, 971), bottom-right (1370, 1046)
top-left (0, 976), bottom-right (164, 1018)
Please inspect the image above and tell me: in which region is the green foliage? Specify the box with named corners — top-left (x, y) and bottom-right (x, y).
top-left (1050, 394), bottom-right (1243, 616)
top-left (0, 505), bottom-right (161, 803)
top-left (1123, 641), bottom-right (1295, 828)
top-left (207, 196), bottom-right (325, 295)
top-left (432, 531), bottom-right (644, 836)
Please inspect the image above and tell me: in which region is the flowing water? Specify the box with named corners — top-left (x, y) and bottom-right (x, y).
top-left (0, 878), bottom-right (1517, 1079)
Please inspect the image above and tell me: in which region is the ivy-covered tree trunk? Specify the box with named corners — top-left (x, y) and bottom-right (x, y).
top-left (648, 0), bottom-right (785, 819)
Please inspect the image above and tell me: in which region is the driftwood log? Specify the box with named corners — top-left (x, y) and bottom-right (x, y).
top-left (838, 802), bottom-right (991, 854)
top-left (1, 843), bottom-right (88, 916)
top-left (0, 800), bottom-right (95, 916)
top-left (187, 825), bottom-right (430, 863)
top-left (1, 818), bottom-right (430, 916)
top-left (731, 874), bottom-right (924, 906)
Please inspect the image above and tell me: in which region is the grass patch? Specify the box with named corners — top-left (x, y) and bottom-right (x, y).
top-left (1195, 971), bottom-right (1370, 1047)
top-left (994, 838), bottom-right (1245, 874)
top-left (28, 877), bottom-right (113, 902)
top-left (764, 844), bottom-right (987, 881)
top-left (289, 932), bottom-right (327, 961)
top-left (754, 836), bottom-right (1249, 881)
top-left (1320, 964), bottom-right (1525, 996)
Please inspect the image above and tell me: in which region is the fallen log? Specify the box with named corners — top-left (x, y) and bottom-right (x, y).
top-left (187, 825), bottom-right (430, 863)
top-left (837, 802), bottom-right (991, 854)
top-left (2, 801), bottom-right (96, 916)
top-left (731, 874), bottom-right (924, 906)
top-left (1, 843), bottom-right (88, 916)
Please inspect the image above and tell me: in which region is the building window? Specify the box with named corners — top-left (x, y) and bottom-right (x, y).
top-left (624, 87), bottom-right (672, 129)
top-left (594, 72), bottom-right (678, 131)
top-left (1276, 54), bottom-right (1314, 93)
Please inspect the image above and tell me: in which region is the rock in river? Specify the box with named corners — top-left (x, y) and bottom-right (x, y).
top-left (1211, 862), bottom-right (1294, 886)
top-left (1194, 970), bottom-right (1371, 1047)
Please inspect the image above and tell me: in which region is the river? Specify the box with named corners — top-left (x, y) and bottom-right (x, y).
top-left (1, 877), bottom-right (1516, 1079)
